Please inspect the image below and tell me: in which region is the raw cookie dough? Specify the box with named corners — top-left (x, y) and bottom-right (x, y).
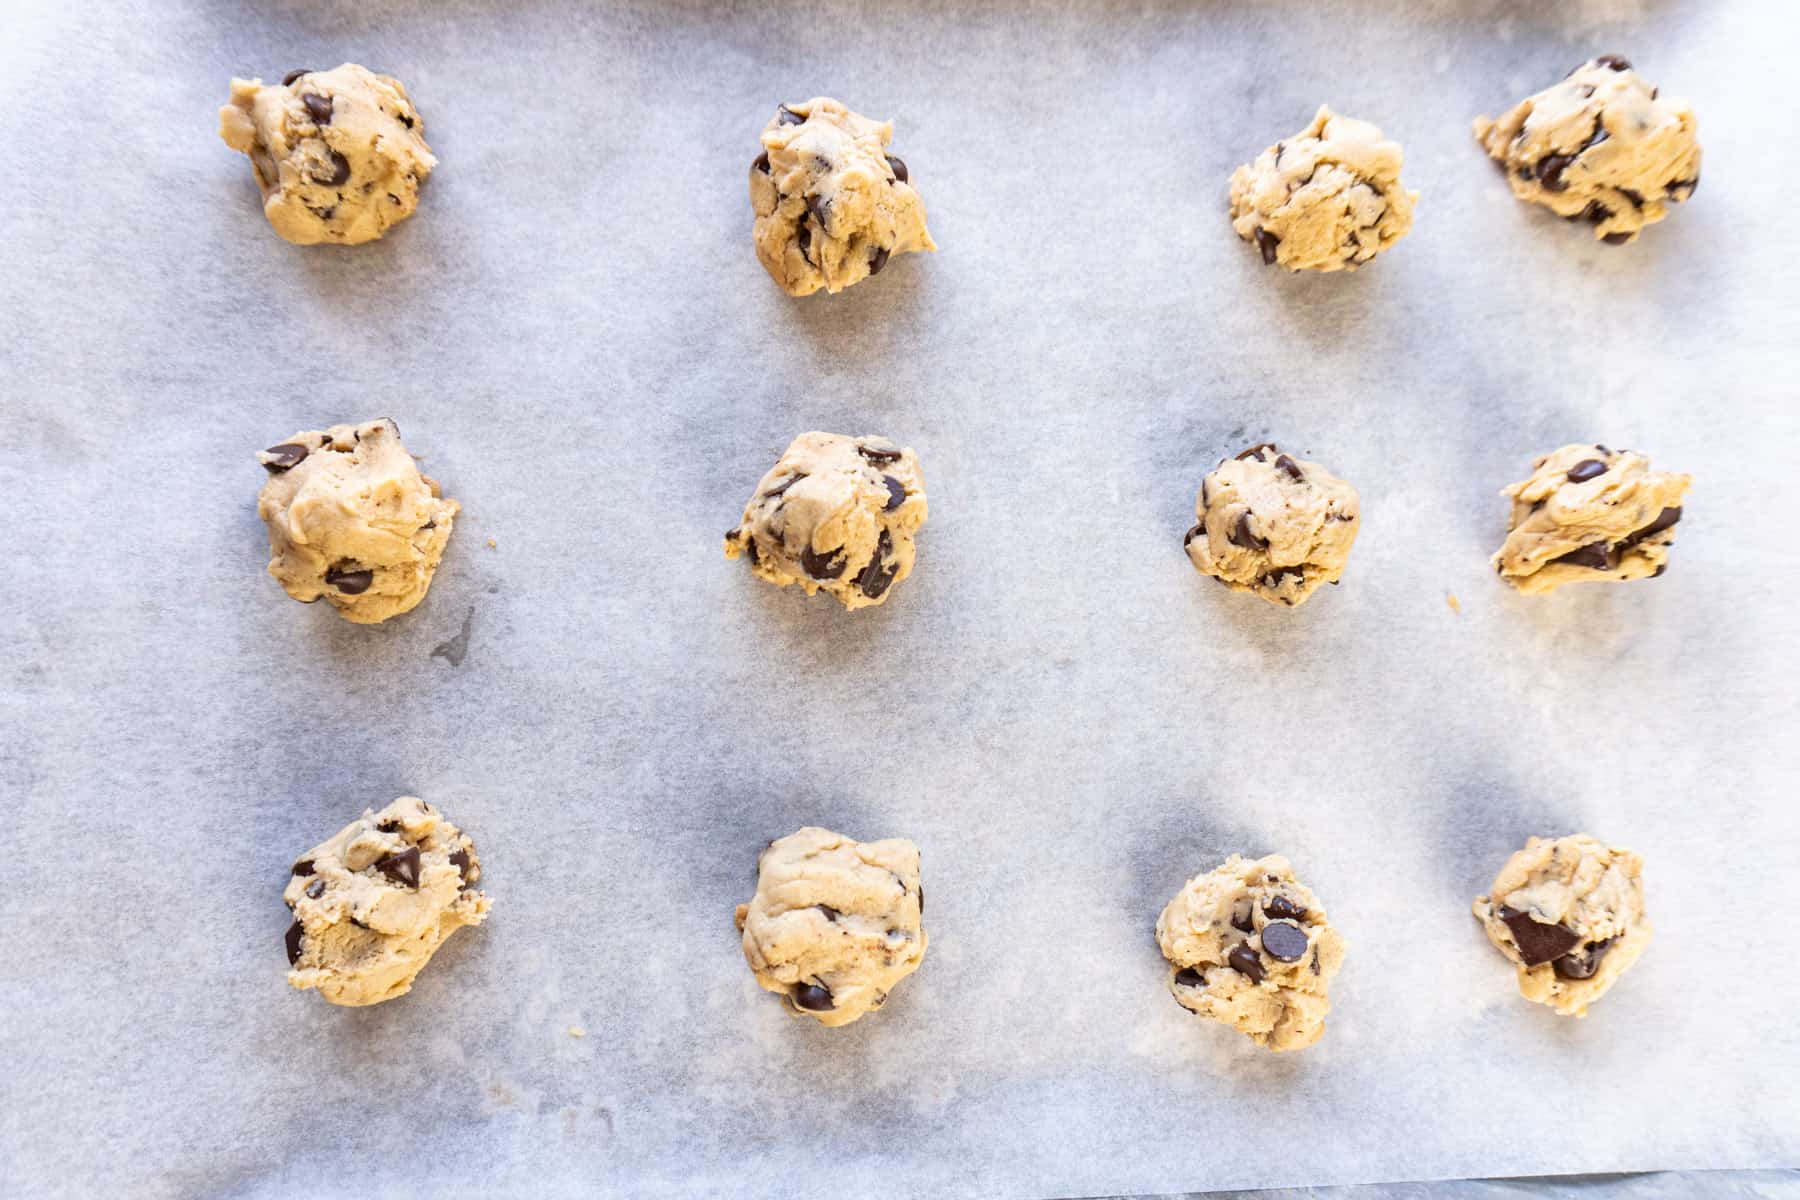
top-left (1228, 106), bottom-right (1418, 272)
top-left (750, 97), bottom-right (936, 296)
top-left (1184, 442), bottom-right (1361, 607)
top-left (1156, 854), bottom-right (1347, 1052)
top-left (735, 827), bottom-right (927, 1027)
top-left (1473, 834), bottom-right (1650, 1017)
top-left (283, 797), bottom-right (490, 1007)
top-left (724, 432), bottom-right (927, 610)
top-left (256, 418), bottom-right (459, 623)
top-left (219, 64), bottom-right (436, 245)
top-left (1474, 56), bottom-right (1700, 245)
top-left (1492, 443), bottom-right (1690, 595)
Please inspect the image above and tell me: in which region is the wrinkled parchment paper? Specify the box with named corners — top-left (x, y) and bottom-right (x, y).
top-left (2, 0), bottom-right (1797, 1196)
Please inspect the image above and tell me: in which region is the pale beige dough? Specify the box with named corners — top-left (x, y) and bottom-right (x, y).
top-left (1474, 56), bottom-right (1700, 245)
top-left (220, 64), bottom-right (436, 245)
top-left (256, 418), bottom-right (459, 624)
top-left (283, 797), bottom-right (490, 1007)
top-left (735, 827), bottom-right (927, 1027)
top-left (750, 97), bottom-right (936, 296)
top-left (1184, 442), bottom-right (1361, 607)
top-left (1156, 854), bottom-right (1347, 1052)
top-left (1472, 834), bottom-right (1650, 1017)
top-left (724, 432), bottom-right (927, 610)
top-left (1229, 106), bottom-right (1417, 272)
top-left (1493, 443), bottom-right (1691, 595)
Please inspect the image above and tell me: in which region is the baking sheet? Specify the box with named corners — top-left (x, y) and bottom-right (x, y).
top-left (3, 0), bottom-right (1798, 1196)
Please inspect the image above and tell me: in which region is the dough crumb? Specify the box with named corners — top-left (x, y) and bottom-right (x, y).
top-left (567, 1025), bottom-right (586, 1039)
top-left (1446, 592), bottom-right (1461, 613)
top-left (487, 537), bottom-right (498, 549)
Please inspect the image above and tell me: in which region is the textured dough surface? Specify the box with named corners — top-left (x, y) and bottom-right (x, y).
top-left (1492, 443), bottom-right (1691, 595)
top-left (219, 64), bottom-right (436, 245)
top-left (256, 418), bottom-right (459, 623)
top-left (1156, 854), bottom-right (1347, 1052)
top-left (1229, 106), bottom-right (1417, 272)
top-left (1474, 56), bottom-right (1700, 245)
top-left (1472, 834), bottom-right (1650, 1017)
top-left (283, 797), bottom-right (490, 1007)
top-left (1185, 443), bottom-right (1361, 607)
top-left (750, 97), bottom-right (935, 296)
top-left (724, 432), bottom-right (927, 610)
top-left (735, 827), bottom-right (927, 1027)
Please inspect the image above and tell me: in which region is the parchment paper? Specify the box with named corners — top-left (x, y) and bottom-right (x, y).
top-left (2, 0), bottom-right (1798, 1196)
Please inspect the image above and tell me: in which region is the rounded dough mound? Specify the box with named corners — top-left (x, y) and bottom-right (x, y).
top-left (1474, 56), bottom-right (1700, 246)
top-left (735, 827), bottom-right (927, 1027)
top-left (256, 418), bottom-right (459, 624)
top-left (750, 97), bottom-right (936, 296)
top-left (219, 63), bottom-right (436, 245)
top-left (283, 797), bottom-right (490, 1007)
top-left (1472, 834), bottom-right (1650, 1017)
top-left (724, 432), bottom-right (928, 611)
top-left (1184, 442), bottom-right (1361, 607)
top-left (1492, 442), bottom-right (1691, 595)
top-left (1228, 105), bottom-right (1418, 272)
top-left (1156, 854), bottom-right (1347, 1052)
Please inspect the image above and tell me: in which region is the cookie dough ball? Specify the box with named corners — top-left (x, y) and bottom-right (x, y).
top-left (1474, 56), bottom-right (1700, 246)
top-left (1156, 854), bottom-right (1347, 1052)
top-left (1492, 443), bottom-right (1691, 595)
top-left (735, 827), bottom-right (927, 1027)
top-left (1184, 442), bottom-right (1361, 607)
top-left (724, 432), bottom-right (927, 610)
top-left (256, 418), bottom-right (459, 624)
top-left (283, 797), bottom-right (490, 1006)
top-left (1472, 834), bottom-right (1650, 1017)
top-left (750, 98), bottom-right (936, 296)
top-left (1228, 106), bottom-right (1418, 272)
top-left (219, 64), bottom-right (436, 245)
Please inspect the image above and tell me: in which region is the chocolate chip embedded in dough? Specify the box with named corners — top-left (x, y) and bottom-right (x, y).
top-left (753, 151), bottom-right (770, 174)
top-left (1260, 920), bottom-right (1309, 962)
top-left (1618, 506), bottom-right (1682, 550)
top-left (325, 565), bottom-right (373, 594)
top-left (855, 530), bottom-right (900, 600)
top-left (1254, 227), bottom-right (1280, 264)
top-left (1183, 523), bottom-right (1205, 547)
top-left (285, 921), bottom-right (305, 965)
top-left (1497, 905), bottom-right (1582, 966)
top-left (1592, 54), bottom-right (1632, 72)
top-left (1230, 906), bottom-right (1254, 934)
top-left (1536, 154), bottom-right (1575, 192)
top-left (302, 93), bottom-right (334, 125)
top-left (762, 473), bottom-right (805, 499)
top-left (1553, 938), bottom-right (1615, 980)
top-left (1230, 512), bottom-right (1269, 551)
top-left (800, 544), bottom-right (848, 581)
top-left (886, 154), bottom-right (909, 183)
top-left (1173, 967), bottom-right (1204, 988)
top-left (792, 982), bottom-right (833, 1010)
top-left (1552, 542), bottom-right (1615, 571)
top-left (291, 859), bottom-right (315, 877)
top-left (1235, 443), bottom-right (1275, 462)
top-left (1274, 454), bottom-right (1304, 482)
top-left (1565, 459), bottom-right (1608, 483)
top-left (448, 848), bottom-right (475, 887)
top-left (882, 475), bottom-right (907, 511)
top-left (312, 150), bottom-right (352, 187)
top-left (260, 443), bottom-right (310, 472)
top-left (282, 70), bottom-right (313, 86)
top-left (857, 443), bottom-right (904, 465)
top-left (1602, 232), bottom-right (1633, 245)
top-left (868, 245), bottom-right (891, 276)
top-left (375, 846), bottom-right (422, 889)
top-left (1227, 943), bottom-right (1266, 984)
top-left (305, 879), bottom-right (325, 899)
top-left (1263, 894), bottom-right (1308, 922)
top-left (777, 106), bottom-right (805, 126)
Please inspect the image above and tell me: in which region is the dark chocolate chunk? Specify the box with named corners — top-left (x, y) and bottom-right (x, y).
top-left (792, 982), bottom-right (833, 1010)
top-left (1173, 967), bottom-right (1204, 988)
top-left (882, 475), bottom-right (907, 511)
top-left (1593, 54), bottom-right (1632, 72)
top-left (1668, 177), bottom-right (1699, 199)
top-left (762, 473), bottom-right (805, 499)
top-left (375, 845), bottom-right (421, 889)
top-left (795, 219), bottom-right (811, 260)
top-left (886, 154), bottom-right (909, 183)
top-left (1183, 522), bottom-right (1205, 547)
top-left (1602, 232), bottom-right (1633, 245)
top-left (1497, 905), bottom-right (1582, 966)
top-left (1263, 895), bottom-right (1308, 922)
top-left (302, 93), bottom-right (334, 125)
top-left (1536, 154), bottom-right (1575, 192)
top-left (916, 884), bottom-right (924, 916)
top-left (1230, 511), bottom-right (1269, 551)
top-left (855, 530), bottom-right (899, 600)
top-left (1620, 188), bottom-right (1645, 208)
top-left (291, 859), bottom-right (315, 877)
top-left (1274, 454), bottom-right (1304, 482)
top-left (1260, 920), bottom-right (1309, 962)
top-left (261, 443), bottom-right (310, 473)
top-left (282, 70), bottom-right (313, 86)
top-left (744, 537), bottom-right (759, 566)
top-left (311, 150), bottom-right (351, 187)
top-left (1227, 943), bottom-right (1266, 984)
top-left (1618, 506), bottom-right (1682, 551)
top-left (1576, 201), bottom-right (1613, 224)
top-left (753, 151), bottom-right (770, 175)
top-left (376, 820), bottom-right (401, 833)
top-left (1553, 542), bottom-right (1616, 571)
top-left (1553, 937), bottom-right (1615, 980)
top-left (1230, 907), bottom-right (1254, 934)
top-left (805, 195), bottom-right (830, 234)
top-left (449, 848), bottom-right (475, 886)
top-left (285, 921), bottom-right (305, 965)
top-left (818, 905), bottom-right (842, 923)
top-left (305, 879), bottom-right (325, 900)
top-left (857, 443), bottom-right (903, 465)
top-left (1565, 458), bottom-right (1608, 483)
top-left (800, 544), bottom-right (847, 580)
top-left (325, 565), bottom-right (373, 594)
top-left (1651, 564), bottom-right (1667, 578)
top-left (777, 106), bottom-right (805, 126)
top-left (868, 245), bottom-right (891, 276)
top-left (1254, 227), bottom-right (1280, 265)
top-left (1235, 443), bottom-right (1276, 462)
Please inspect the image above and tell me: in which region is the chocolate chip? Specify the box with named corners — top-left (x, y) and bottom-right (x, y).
top-left (282, 70), bottom-right (313, 86)
top-left (291, 859), bottom-right (315, 877)
top-left (1230, 512), bottom-right (1269, 551)
top-left (375, 845), bottom-right (421, 889)
top-left (805, 195), bottom-right (830, 234)
top-left (855, 530), bottom-right (899, 600)
top-left (1576, 201), bottom-right (1613, 224)
top-left (1183, 523), bottom-right (1205, 547)
top-left (744, 537), bottom-right (759, 566)
top-left (1553, 542), bottom-right (1615, 571)
top-left (1227, 943), bottom-right (1265, 984)
top-left (1602, 232), bottom-right (1633, 245)
top-left (302, 93), bottom-right (333, 125)
top-left (873, 475), bottom-right (907, 513)
top-left (1593, 54), bottom-right (1632, 72)
top-left (886, 154), bottom-right (909, 183)
top-left (1497, 905), bottom-right (1582, 966)
top-left (818, 905), bottom-right (842, 922)
top-left (1173, 967), bottom-right (1204, 988)
top-left (449, 848), bottom-right (474, 887)
top-left (857, 443), bottom-right (904, 465)
top-left (795, 219), bottom-right (811, 260)
top-left (1618, 506), bottom-right (1682, 551)
top-left (753, 151), bottom-right (770, 174)
top-left (311, 150), bottom-right (351, 187)
top-left (1651, 564), bottom-right (1667, 578)
top-left (792, 982), bottom-right (833, 1010)
top-left (1262, 568), bottom-right (1305, 589)
top-left (800, 544), bottom-right (847, 580)
top-left (1553, 938), bottom-right (1615, 980)
top-left (1620, 188), bottom-right (1645, 208)
top-left (1254, 227), bottom-right (1280, 265)
top-left (1566, 458), bottom-right (1608, 483)
top-left (868, 245), bottom-right (891, 276)
top-left (762, 473), bottom-right (805, 499)
top-left (1274, 454), bottom-right (1304, 482)
top-left (777, 106), bottom-right (805, 126)
top-left (260, 443), bottom-right (310, 472)
top-left (1310, 951), bottom-right (1321, 976)
top-left (1260, 920), bottom-right (1308, 962)
top-left (376, 820), bottom-right (400, 833)
top-left (916, 885), bottom-right (924, 916)
top-left (1536, 154), bottom-right (1575, 192)
top-left (285, 921), bottom-right (305, 965)
top-left (1263, 895), bottom-right (1308, 922)
top-left (325, 565), bottom-right (373, 594)
top-left (1668, 177), bottom-right (1699, 199)
top-left (305, 879), bottom-right (324, 899)
top-left (1230, 907), bottom-right (1254, 933)
top-left (1235, 443), bottom-right (1275, 462)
